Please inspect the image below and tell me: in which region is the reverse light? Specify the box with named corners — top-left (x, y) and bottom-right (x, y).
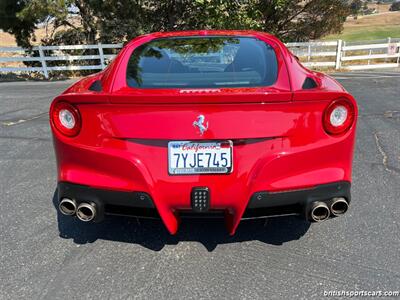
top-left (51, 102), bottom-right (81, 137)
top-left (323, 98), bottom-right (355, 136)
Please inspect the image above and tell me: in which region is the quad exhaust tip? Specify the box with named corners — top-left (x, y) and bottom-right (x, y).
top-left (59, 198), bottom-right (77, 216)
top-left (309, 201), bottom-right (330, 222)
top-left (330, 197), bottom-right (349, 216)
top-left (76, 202), bottom-right (97, 222)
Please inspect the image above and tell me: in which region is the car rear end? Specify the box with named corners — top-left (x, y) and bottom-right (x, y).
top-left (50, 31), bottom-right (357, 234)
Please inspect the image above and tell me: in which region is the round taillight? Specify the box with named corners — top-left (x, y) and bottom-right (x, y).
top-left (323, 99), bottom-right (355, 136)
top-left (51, 102), bottom-right (81, 137)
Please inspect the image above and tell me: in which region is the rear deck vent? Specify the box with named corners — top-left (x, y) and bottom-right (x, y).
top-left (89, 80), bottom-right (102, 92)
top-left (302, 77), bottom-right (318, 90)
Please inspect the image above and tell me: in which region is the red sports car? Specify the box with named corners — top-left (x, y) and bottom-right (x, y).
top-left (50, 30), bottom-right (357, 235)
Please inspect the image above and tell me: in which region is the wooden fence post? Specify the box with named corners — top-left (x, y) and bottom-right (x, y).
top-left (385, 37), bottom-right (391, 63)
top-left (335, 39), bottom-right (343, 70)
top-left (38, 45), bottom-right (49, 79)
top-left (98, 43), bottom-right (105, 69)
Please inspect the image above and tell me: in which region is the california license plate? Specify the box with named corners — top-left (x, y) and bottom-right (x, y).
top-left (168, 141), bottom-right (233, 175)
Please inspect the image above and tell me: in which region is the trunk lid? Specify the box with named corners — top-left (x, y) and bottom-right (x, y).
top-left (78, 99), bottom-right (322, 141)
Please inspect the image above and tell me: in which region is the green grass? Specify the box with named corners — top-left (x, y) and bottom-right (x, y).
top-left (324, 25), bottom-right (400, 41)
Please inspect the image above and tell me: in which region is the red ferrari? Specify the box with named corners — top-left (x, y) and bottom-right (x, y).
top-left (50, 30), bottom-right (357, 235)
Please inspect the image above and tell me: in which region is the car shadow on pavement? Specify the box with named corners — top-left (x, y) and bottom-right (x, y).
top-left (53, 190), bottom-right (310, 252)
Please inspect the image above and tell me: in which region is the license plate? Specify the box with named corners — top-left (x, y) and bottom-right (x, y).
top-left (168, 141), bottom-right (233, 175)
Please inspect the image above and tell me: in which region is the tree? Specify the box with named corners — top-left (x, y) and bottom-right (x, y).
top-left (14, 0), bottom-right (102, 45)
top-left (350, 0), bottom-right (363, 16)
top-left (143, 0), bottom-right (257, 32)
top-left (0, 0), bottom-right (352, 47)
top-left (254, 0), bottom-right (351, 41)
top-left (390, 1), bottom-right (400, 11)
top-left (0, 0), bottom-right (36, 48)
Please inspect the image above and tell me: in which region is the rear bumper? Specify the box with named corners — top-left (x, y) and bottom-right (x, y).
top-left (57, 181), bottom-right (351, 234)
top-left (53, 131), bottom-right (356, 234)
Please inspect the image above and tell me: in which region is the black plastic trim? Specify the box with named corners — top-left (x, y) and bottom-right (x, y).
top-left (179, 210), bottom-right (225, 219)
top-left (57, 182), bottom-right (159, 221)
top-left (57, 181), bottom-right (351, 222)
top-left (243, 181), bottom-right (351, 219)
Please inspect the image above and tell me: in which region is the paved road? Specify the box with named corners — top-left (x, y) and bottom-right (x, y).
top-left (0, 73), bottom-right (399, 299)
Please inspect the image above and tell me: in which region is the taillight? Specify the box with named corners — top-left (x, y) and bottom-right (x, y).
top-left (51, 102), bottom-right (81, 137)
top-left (323, 98), bottom-right (355, 136)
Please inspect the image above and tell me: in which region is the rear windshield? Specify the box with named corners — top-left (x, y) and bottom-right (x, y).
top-left (126, 37), bottom-right (278, 88)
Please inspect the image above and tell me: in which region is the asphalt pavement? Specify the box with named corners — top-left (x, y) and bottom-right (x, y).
top-left (0, 72), bottom-right (399, 299)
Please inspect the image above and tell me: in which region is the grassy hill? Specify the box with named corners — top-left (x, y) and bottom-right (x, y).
top-left (324, 5), bottom-right (400, 42)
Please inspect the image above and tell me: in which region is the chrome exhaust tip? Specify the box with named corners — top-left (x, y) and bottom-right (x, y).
top-left (59, 198), bottom-right (77, 216)
top-left (76, 202), bottom-right (97, 222)
top-left (330, 197), bottom-right (349, 216)
top-left (309, 201), bottom-right (330, 222)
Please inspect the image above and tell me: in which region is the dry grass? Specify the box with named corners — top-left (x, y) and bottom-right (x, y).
top-left (367, 3), bottom-right (392, 13)
top-left (0, 32), bottom-right (26, 69)
top-left (0, 31), bottom-right (17, 47)
top-left (344, 12), bottom-right (400, 29)
top-left (325, 9), bottom-right (400, 41)
top-left (0, 19), bottom-right (77, 47)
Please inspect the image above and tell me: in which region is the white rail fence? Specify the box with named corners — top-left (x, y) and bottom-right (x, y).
top-left (0, 43), bottom-right (123, 78)
top-left (0, 39), bottom-right (399, 78)
top-left (287, 38), bottom-right (400, 70)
